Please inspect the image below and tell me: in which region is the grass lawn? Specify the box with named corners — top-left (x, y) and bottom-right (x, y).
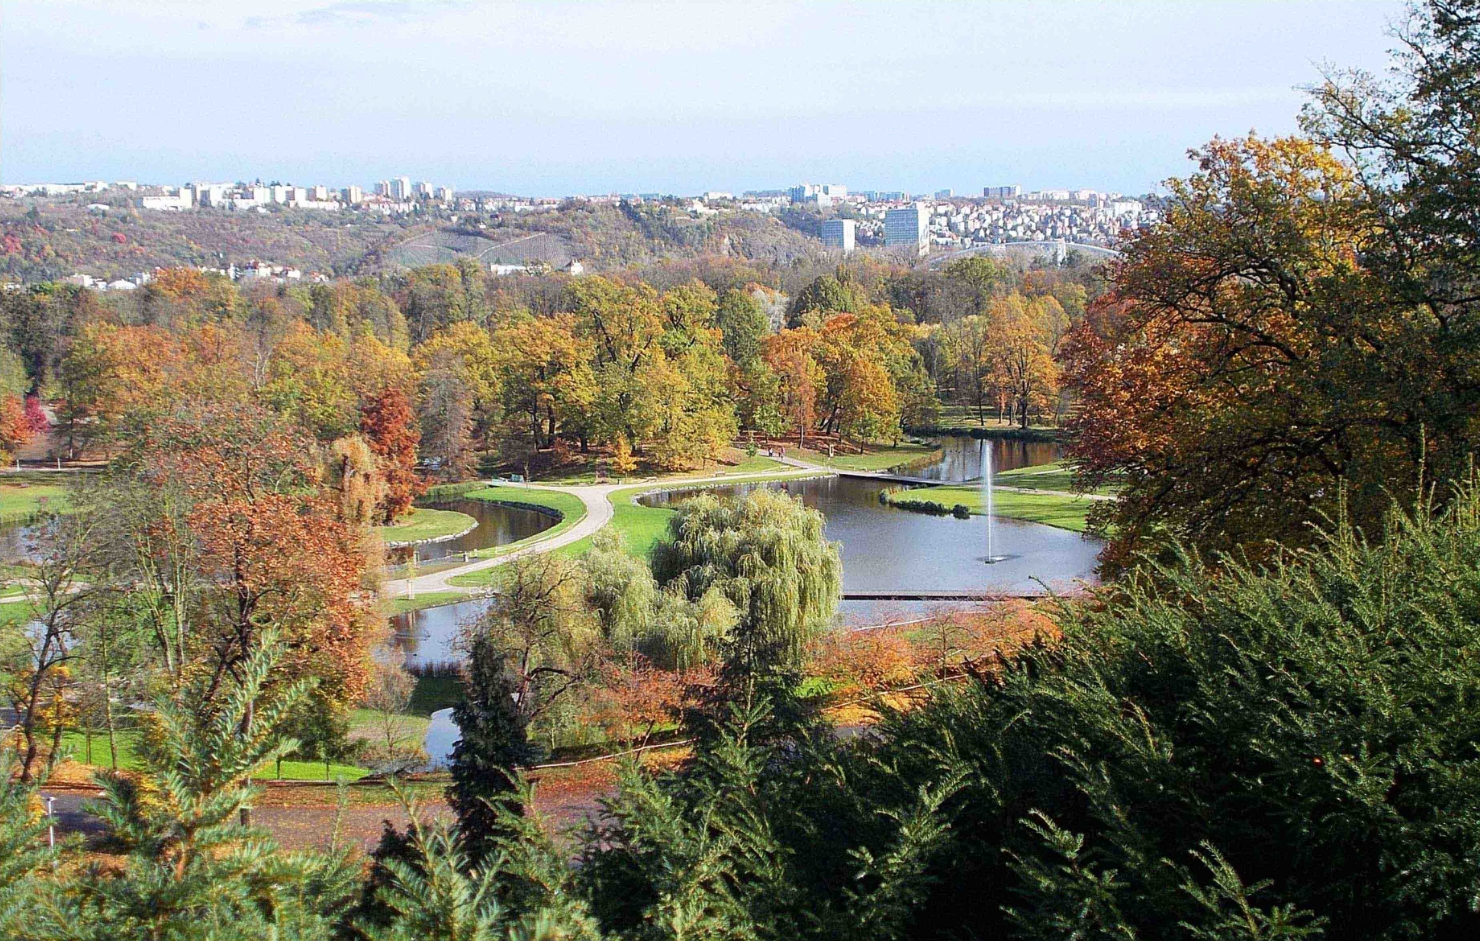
top-left (58, 729), bottom-right (371, 781)
top-left (0, 483), bottom-right (68, 521)
top-left (378, 507), bottom-right (477, 546)
top-left (791, 441), bottom-right (940, 473)
top-left (0, 599), bottom-right (37, 627)
top-left (997, 461), bottom-right (1118, 496)
top-left (885, 484), bottom-right (1099, 533)
top-left (925, 405), bottom-right (1061, 435)
top-left (515, 447), bottom-right (786, 485)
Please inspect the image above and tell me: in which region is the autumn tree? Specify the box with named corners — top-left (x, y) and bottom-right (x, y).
top-left (762, 327), bottom-right (823, 446)
top-left (359, 385), bottom-right (422, 522)
top-left (112, 400), bottom-right (379, 712)
top-left (1063, 134), bottom-right (1428, 569)
top-left (0, 395), bottom-right (28, 464)
top-left (988, 294), bottom-right (1060, 429)
top-left (939, 314), bottom-right (993, 423)
top-left (493, 313), bottom-right (595, 451)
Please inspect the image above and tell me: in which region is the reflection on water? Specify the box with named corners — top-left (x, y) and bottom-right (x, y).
top-left (388, 598), bottom-right (490, 668)
top-left (423, 708), bottom-right (458, 770)
top-left (640, 475), bottom-right (1099, 597)
top-left (394, 499), bottom-right (558, 564)
top-left (902, 436), bottom-right (1063, 481)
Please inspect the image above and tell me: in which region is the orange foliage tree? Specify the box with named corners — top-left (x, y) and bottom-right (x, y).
top-left (125, 400), bottom-right (379, 710)
top-left (359, 385), bottom-right (422, 522)
top-left (1061, 135), bottom-right (1430, 569)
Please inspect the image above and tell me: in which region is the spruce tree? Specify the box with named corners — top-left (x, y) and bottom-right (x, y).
top-left (448, 630), bottom-right (538, 862)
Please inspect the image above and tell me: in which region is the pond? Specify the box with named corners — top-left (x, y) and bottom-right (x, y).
top-left (638, 474), bottom-right (1099, 598)
top-left (388, 597), bottom-right (490, 669)
top-left (395, 438), bottom-right (1099, 766)
top-left (898, 435), bottom-right (1064, 481)
top-left (393, 498), bottom-right (559, 564)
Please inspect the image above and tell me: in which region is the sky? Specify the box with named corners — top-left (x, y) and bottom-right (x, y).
top-left (3, 0), bottom-right (1407, 196)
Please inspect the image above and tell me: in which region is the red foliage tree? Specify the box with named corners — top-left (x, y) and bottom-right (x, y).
top-left (22, 396), bottom-right (48, 435)
top-left (131, 400), bottom-right (379, 709)
top-left (0, 396), bottom-right (30, 461)
top-left (359, 385), bottom-right (422, 523)
top-left (590, 655), bottom-right (706, 748)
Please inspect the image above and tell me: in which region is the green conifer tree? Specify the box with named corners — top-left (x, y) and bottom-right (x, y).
top-left (448, 631), bottom-right (538, 862)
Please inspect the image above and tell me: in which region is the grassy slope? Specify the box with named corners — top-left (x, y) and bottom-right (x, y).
top-left (925, 404), bottom-right (1061, 434)
top-left (0, 484), bottom-right (68, 519)
top-left (997, 461), bottom-right (1117, 496)
top-left (58, 730), bottom-right (370, 781)
top-left (886, 484), bottom-right (1097, 533)
top-left (791, 441), bottom-right (940, 473)
top-left (381, 591), bottom-right (471, 616)
top-left (531, 452), bottom-right (787, 485)
top-left (378, 507), bottom-right (477, 546)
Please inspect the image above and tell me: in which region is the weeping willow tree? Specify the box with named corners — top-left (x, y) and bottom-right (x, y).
top-left (652, 488), bottom-right (842, 683)
top-left (584, 527), bottom-right (739, 670)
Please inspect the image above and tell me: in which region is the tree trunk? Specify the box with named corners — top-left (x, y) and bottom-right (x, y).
top-left (104, 681), bottom-right (118, 770)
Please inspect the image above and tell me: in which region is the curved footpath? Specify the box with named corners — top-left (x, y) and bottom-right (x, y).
top-left (386, 467), bottom-right (820, 599)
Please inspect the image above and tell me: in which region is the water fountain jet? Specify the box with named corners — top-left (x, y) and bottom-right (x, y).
top-left (980, 439), bottom-right (1008, 564)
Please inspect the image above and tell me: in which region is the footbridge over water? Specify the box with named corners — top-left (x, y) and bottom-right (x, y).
top-left (841, 589), bottom-right (1049, 601)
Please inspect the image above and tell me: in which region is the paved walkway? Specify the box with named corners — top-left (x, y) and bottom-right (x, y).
top-left (386, 467), bottom-right (822, 599)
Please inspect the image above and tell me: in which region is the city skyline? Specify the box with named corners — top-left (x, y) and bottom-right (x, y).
top-left (5, 1), bottom-right (1403, 195)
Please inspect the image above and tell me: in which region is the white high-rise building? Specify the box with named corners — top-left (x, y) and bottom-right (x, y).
top-left (391, 176), bottom-right (412, 200)
top-left (343, 185), bottom-right (364, 204)
top-left (413, 181), bottom-right (433, 198)
top-left (311, 185), bottom-right (329, 202)
top-left (884, 204), bottom-right (929, 256)
top-left (821, 218), bottom-right (856, 254)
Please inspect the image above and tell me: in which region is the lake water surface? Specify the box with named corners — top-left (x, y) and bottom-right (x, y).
top-left (395, 498), bottom-right (559, 564)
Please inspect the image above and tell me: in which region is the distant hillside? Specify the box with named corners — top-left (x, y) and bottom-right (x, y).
top-left (377, 229), bottom-right (575, 271)
top-left (0, 197), bottom-right (826, 283)
top-left (0, 200), bottom-right (413, 282)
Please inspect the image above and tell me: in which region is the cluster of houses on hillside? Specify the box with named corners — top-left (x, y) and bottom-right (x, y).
top-left (62, 260), bottom-right (323, 292)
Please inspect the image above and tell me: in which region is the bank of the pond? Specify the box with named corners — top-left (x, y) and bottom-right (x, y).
top-left (458, 486), bottom-right (587, 554)
top-left (379, 507), bottom-right (478, 547)
top-left (382, 591), bottom-right (475, 616)
top-left (996, 462), bottom-right (1118, 496)
top-left (0, 483), bottom-right (69, 525)
top-left (882, 484), bottom-right (1098, 533)
top-left (557, 470), bottom-right (831, 562)
top-left (789, 441), bottom-right (941, 474)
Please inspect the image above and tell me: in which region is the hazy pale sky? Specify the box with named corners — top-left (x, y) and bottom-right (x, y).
top-left (3, 0), bottom-right (1405, 196)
